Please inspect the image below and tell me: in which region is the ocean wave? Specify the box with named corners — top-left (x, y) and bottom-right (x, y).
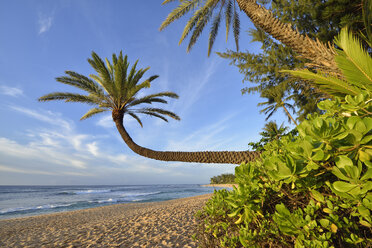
top-left (74, 189), bottom-right (112, 195)
top-left (0, 203), bottom-right (73, 215)
top-left (121, 191), bottom-right (161, 197)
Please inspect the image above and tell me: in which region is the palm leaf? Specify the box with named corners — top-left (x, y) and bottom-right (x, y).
top-left (139, 108), bottom-right (180, 120)
top-left (56, 72), bottom-right (104, 97)
top-left (208, 12), bottom-right (222, 56)
top-left (126, 80), bottom-right (151, 101)
top-left (225, 0), bottom-right (232, 42)
top-left (38, 92), bottom-right (101, 105)
top-left (80, 108), bottom-right (107, 120)
top-left (232, 4), bottom-right (240, 51)
top-left (137, 111), bottom-right (169, 122)
top-left (282, 69), bottom-right (361, 96)
top-left (128, 112), bottom-right (143, 127)
top-left (334, 28), bottom-right (372, 91)
top-left (88, 52), bottom-right (114, 96)
top-left (186, 0), bottom-right (217, 51)
top-left (160, 0), bottom-right (200, 31)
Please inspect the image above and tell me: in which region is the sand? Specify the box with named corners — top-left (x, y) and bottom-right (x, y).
top-left (0, 194), bottom-right (212, 248)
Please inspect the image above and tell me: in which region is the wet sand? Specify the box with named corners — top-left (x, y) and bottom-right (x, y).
top-left (0, 194), bottom-right (212, 248)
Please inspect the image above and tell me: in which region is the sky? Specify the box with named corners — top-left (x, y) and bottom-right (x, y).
top-left (0, 0), bottom-right (291, 185)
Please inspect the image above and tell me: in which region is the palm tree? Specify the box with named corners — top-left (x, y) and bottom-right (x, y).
top-left (260, 121), bottom-right (288, 142)
top-left (39, 51), bottom-right (260, 164)
top-left (258, 84), bottom-right (298, 126)
top-left (160, 0), bottom-right (338, 75)
top-left (283, 28), bottom-right (372, 98)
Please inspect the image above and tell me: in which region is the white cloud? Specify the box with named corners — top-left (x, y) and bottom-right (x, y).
top-left (0, 85), bottom-right (23, 97)
top-left (0, 164), bottom-right (57, 176)
top-left (38, 15), bottom-right (53, 34)
top-left (87, 142), bottom-right (99, 156)
top-left (96, 114), bottom-right (114, 128)
top-left (0, 105), bottom-right (183, 183)
top-left (10, 106), bottom-right (73, 131)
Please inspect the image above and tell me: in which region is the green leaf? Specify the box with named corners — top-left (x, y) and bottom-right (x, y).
top-left (333, 181), bottom-right (358, 193)
top-left (358, 205), bottom-right (370, 218)
top-left (311, 190), bottom-right (325, 203)
top-left (312, 150), bottom-right (324, 161)
top-left (360, 220), bottom-right (371, 227)
top-left (334, 28), bottom-right (372, 91)
top-left (319, 219), bottom-right (330, 228)
top-left (359, 150), bottom-right (371, 163)
top-left (335, 156), bottom-right (353, 168)
top-left (360, 168), bottom-right (372, 181)
top-left (332, 167), bottom-right (352, 181)
top-left (275, 203), bottom-right (291, 216)
top-left (281, 69), bottom-right (361, 96)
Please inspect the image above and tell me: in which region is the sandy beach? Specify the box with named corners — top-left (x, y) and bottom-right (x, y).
top-left (0, 194), bottom-right (212, 248)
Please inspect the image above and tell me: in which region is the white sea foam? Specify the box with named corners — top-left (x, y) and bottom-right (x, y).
top-left (121, 191), bottom-right (161, 197)
top-left (0, 203), bottom-right (72, 215)
top-left (74, 189), bottom-right (111, 194)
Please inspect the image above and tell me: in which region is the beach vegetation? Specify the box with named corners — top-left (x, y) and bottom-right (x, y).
top-left (248, 121), bottom-right (290, 152)
top-left (210, 173), bottom-right (236, 184)
top-left (195, 28), bottom-right (372, 247)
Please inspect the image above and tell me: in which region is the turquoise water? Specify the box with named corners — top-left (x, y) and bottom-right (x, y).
top-left (0, 185), bottom-right (217, 219)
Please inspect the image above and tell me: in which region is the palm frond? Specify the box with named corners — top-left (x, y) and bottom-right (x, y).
top-left (137, 111), bottom-right (169, 122)
top-left (138, 108), bottom-right (180, 121)
top-left (127, 92), bottom-right (178, 108)
top-left (80, 108), bottom-right (107, 120)
top-left (126, 80), bottom-right (151, 102)
top-left (56, 71), bottom-right (104, 96)
top-left (187, 0), bottom-right (217, 52)
top-left (208, 11), bottom-right (222, 56)
top-left (232, 3), bottom-right (240, 51)
top-left (225, 0), bottom-right (232, 42)
top-left (88, 52), bottom-right (114, 96)
top-left (128, 112), bottom-right (143, 127)
top-left (282, 69), bottom-right (361, 96)
top-left (128, 98), bottom-right (166, 107)
top-left (38, 92), bottom-right (102, 105)
top-left (334, 28), bottom-right (372, 91)
top-left (160, 0), bottom-right (200, 31)
top-left (105, 58), bottom-right (113, 77)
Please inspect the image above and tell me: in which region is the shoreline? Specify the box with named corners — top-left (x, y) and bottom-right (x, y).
top-left (200, 184), bottom-right (238, 188)
top-left (0, 193), bottom-right (212, 247)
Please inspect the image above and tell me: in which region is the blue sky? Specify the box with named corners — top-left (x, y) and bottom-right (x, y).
top-left (0, 1), bottom-right (290, 185)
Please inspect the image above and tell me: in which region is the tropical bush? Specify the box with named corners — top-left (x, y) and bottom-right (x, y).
top-left (195, 92), bottom-right (371, 247)
top-left (210, 173), bottom-right (236, 184)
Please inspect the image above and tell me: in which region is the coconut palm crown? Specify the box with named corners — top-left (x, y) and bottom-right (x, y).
top-left (160, 0), bottom-right (338, 75)
top-left (39, 51), bottom-right (180, 124)
top-left (39, 51), bottom-right (260, 164)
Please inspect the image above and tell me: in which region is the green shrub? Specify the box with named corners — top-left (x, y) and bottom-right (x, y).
top-left (196, 92), bottom-right (372, 247)
top-left (210, 173), bottom-right (236, 184)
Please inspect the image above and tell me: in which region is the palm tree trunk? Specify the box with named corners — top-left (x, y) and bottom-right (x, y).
top-left (282, 105), bottom-right (298, 126)
top-left (113, 110), bottom-right (261, 164)
top-left (235, 0), bottom-right (339, 75)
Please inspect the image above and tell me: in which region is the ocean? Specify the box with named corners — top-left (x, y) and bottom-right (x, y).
top-left (0, 185), bottom-right (219, 220)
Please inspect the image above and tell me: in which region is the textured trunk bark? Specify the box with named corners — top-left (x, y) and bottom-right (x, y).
top-left (113, 110), bottom-right (261, 164)
top-left (282, 105), bottom-right (298, 127)
top-left (236, 0), bottom-right (339, 75)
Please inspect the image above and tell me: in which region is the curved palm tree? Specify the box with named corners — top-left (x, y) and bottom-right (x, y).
top-left (258, 84), bottom-right (298, 126)
top-left (160, 0), bottom-right (338, 75)
top-left (39, 51), bottom-right (260, 164)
